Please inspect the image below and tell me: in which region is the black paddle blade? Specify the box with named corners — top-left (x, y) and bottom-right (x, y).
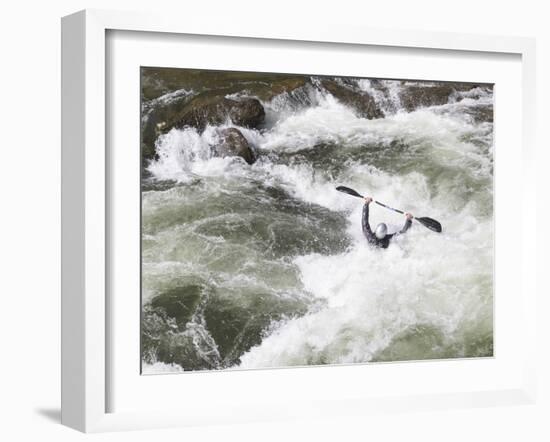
top-left (336, 186), bottom-right (364, 198)
top-left (416, 217), bottom-right (442, 233)
top-left (337, 185), bottom-right (442, 234)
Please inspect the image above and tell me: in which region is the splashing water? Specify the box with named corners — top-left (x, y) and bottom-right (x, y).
top-left (141, 76), bottom-right (493, 372)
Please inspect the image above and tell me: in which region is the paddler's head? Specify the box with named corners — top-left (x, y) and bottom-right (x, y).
top-left (374, 223), bottom-right (388, 239)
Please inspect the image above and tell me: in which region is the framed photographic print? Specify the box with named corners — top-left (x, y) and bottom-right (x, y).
top-left (61, 9), bottom-right (538, 432)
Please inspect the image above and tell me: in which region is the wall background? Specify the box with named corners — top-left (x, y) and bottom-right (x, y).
top-left (0, 1), bottom-right (547, 440)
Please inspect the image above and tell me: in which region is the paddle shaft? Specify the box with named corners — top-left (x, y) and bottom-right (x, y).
top-left (335, 185), bottom-right (442, 233)
top-left (335, 186), bottom-right (407, 215)
top-left (374, 200), bottom-right (405, 216)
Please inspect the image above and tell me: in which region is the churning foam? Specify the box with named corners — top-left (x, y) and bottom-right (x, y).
top-left (145, 80), bottom-right (494, 368)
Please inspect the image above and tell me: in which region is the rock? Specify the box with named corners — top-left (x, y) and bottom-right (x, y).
top-left (227, 97), bottom-right (265, 128)
top-left (141, 142), bottom-right (157, 167)
top-left (141, 67), bottom-right (308, 102)
top-left (321, 79), bottom-right (383, 119)
top-left (169, 93), bottom-right (265, 132)
top-left (399, 82), bottom-right (479, 112)
top-left (141, 92), bottom-right (196, 165)
top-left (468, 105), bottom-right (494, 123)
top-left (141, 92), bottom-right (264, 166)
top-left (214, 128), bottom-right (256, 165)
top-left (255, 77), bottom-right (309, 101)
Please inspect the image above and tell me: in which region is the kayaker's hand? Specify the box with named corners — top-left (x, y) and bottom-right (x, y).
top-left (405, 212), bottom-right (413, 220)
top-left (364, 197), bottom-right (373, 204)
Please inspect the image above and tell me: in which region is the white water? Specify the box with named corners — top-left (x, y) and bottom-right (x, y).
top-left (144, 79), bottom-right (493, 369)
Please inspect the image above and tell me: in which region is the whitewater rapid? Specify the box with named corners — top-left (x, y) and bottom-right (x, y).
top-left (142, 77), bottom-right (493, 372)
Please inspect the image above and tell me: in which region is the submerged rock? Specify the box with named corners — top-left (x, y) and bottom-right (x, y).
top-left (142, 282), bottom-right (311, 370)
top-left (214, 128), bottom-right (256, 165)
top-left (202, 292), bottom-right (309, 366)
top-left (321, 79), bottom-right (384, 119)
top-left (150, 285), bottom-right (203, 327)
top-left (142, 284), bottom-right (221, 370)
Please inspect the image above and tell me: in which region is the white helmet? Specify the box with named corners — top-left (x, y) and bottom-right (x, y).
top-left (375, 223), bottom-right (387, 239)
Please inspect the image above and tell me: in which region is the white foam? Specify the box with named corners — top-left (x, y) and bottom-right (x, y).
top-left (148, 88), bottom-right (491, 188)
top-left (144, 82), bottom-right (494, 369)
top-left (147, 125), bottom-right (251, 182)
top-left (356, 79), bottom-right (404, 115)
top-left (239, 206), bottom-right (493, 368)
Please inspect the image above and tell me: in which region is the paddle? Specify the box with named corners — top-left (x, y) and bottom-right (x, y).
top-left (336, 185), bottom-right (442, 233)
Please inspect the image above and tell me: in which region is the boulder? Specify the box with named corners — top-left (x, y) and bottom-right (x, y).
top-left (399, 83), bottom-right (480, 112)
top-left (214, 128), bottom-right (256, 165)
top-left (141, 92), bottom-right (195, 164)
top-left (468, 105), bottom-right (494, 123)
top-left (255, 77), bottom-right (309, 101)
top-left (170, 93), bottom-right (265, 132)
top-left (321, 79), bottom-right (384, 119)
top-left (141, 93), bottom-right (264, 166)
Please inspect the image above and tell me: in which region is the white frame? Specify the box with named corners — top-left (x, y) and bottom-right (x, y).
top-left (61, 9), bottom-right (537, 433)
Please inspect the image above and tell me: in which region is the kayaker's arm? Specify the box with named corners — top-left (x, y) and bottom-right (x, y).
top-left (397, 212), bottom-right (413, 235)
top-left (362, 198), bottom-right (375, 241)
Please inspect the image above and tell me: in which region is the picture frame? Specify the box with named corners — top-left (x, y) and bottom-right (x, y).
top-left (61, 9), bottom-right (538, 433)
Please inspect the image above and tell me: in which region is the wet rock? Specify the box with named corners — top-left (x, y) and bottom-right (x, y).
top-left (168, 92), bottom-right (265, 132)
top-left (141, 142), bottom-right (157, 167)
top-left (399, 83), bottom-right (479, 112)
top-left (140, 92), bottom-right (264, 167)
top-left (214, 128), bottom-right (256, 165)
top-left (467, 105), bottom-right (494, 123)
top-left (141, 92), bottom-right (196, 164)
top-left (141, 67), bottom-right (308, 101)
top-left (321, 79), bottom-right (384, 119)
top-left (256, 77), bottom-right (309, 101)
